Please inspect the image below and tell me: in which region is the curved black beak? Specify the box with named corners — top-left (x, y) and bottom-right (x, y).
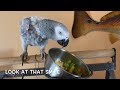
top-left (57, 39), bottom-right (69, 47)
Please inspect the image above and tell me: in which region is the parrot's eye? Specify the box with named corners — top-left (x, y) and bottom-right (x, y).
top-left (59, 31), bottom-right (62, 35)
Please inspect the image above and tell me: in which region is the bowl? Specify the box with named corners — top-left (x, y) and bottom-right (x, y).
top-left (44, 48), bottom-right (93, 79)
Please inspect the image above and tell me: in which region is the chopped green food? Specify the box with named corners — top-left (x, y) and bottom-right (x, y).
top-left (55, 60), bottom-right (64, 69)
top-left (55, 60), bottom-right (83, 77)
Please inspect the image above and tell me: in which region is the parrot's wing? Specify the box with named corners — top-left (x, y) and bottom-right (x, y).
top-left (30, 16), bottom-right (40, 26)
top-left (20, 18), bottom-right (31, 35)
top-left (35, 28), bottom-right (47, 40)
top-left (109, 33), bottom-right (120, 44)
top-left (41, 35), bottom-right (47, 39)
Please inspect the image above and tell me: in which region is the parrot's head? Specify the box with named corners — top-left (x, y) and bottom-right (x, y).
top-left (53, 25), bottom-right (69, 47)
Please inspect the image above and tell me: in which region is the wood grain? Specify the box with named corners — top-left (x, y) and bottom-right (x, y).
top-left (0, 49), bottom-right (115, 69)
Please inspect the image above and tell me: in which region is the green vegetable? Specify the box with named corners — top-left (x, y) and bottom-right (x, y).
top-left (55, 59), bottom-right (83, 77)
top-left (64, 60), bottom-right (75, 71)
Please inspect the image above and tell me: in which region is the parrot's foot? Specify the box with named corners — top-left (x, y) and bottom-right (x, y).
top-left (20, 52), bottom-right (28, 66)
top-left (40, 52), bottom-right (46, 61)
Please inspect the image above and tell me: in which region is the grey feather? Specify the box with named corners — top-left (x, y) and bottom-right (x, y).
top-left (19, 16), bottom-right (69, 66)
top-left (20, 16), bottom-right (67, 47)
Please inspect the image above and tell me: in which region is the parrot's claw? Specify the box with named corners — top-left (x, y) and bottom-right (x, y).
top-left (20, 52), bottom-right (28, 66)
top-left (40, 52), bottom-right (46, 61)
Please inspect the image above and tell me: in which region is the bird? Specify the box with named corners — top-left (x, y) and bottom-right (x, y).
top-left (19, 16), bottom-right (69, 66)
top-left (72, 11), bottom-right (120, 44)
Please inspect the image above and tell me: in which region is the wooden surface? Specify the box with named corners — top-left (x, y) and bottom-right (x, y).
top-left (0, 48), bottom-right (116, 79)
top-left (0, 49), bottom-right (115, 68)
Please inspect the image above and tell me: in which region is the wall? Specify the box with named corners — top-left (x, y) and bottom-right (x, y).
top-left (0, 11), bottom-right (119, 79)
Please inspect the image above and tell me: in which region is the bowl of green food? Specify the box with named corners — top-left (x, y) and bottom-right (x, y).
top-left (45, 48), bottom-right (93, 79)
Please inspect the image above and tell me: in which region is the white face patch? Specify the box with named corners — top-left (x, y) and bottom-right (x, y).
top-left (54, 26), bottom-right (69, 41)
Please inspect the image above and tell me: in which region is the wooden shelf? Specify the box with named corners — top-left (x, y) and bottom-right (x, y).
top-left (0, 48), bottom-right (116, 79)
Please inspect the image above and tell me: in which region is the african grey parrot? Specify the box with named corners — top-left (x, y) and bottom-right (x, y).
top-left (19, 16), bottom-right (69, 66)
